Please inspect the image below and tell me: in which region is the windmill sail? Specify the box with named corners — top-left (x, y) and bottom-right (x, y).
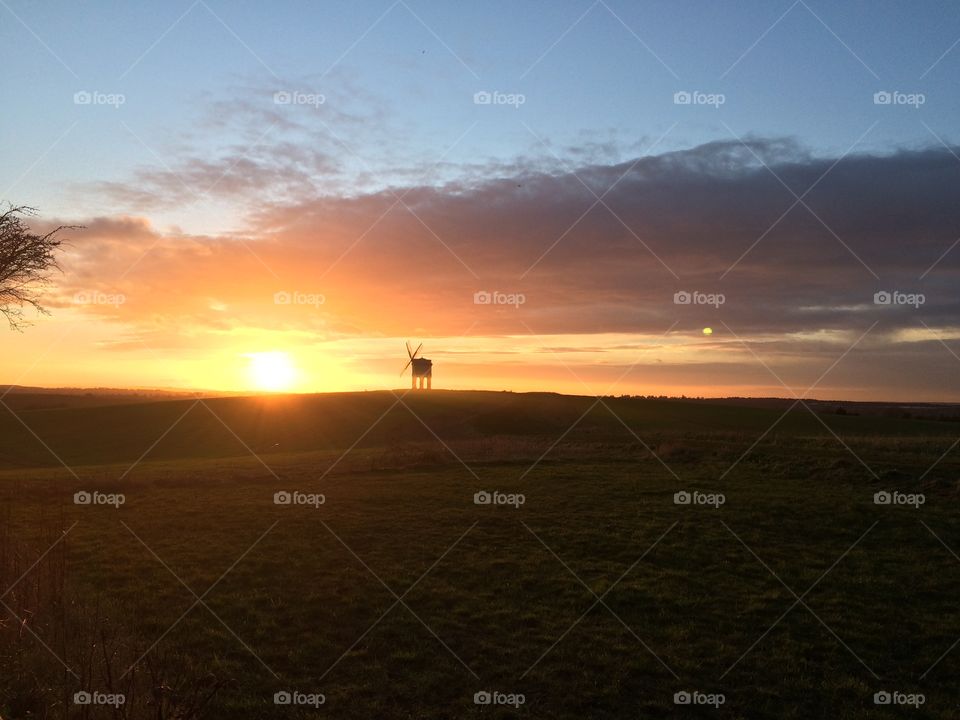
top-left (401, 341), bottom-right (423, 375)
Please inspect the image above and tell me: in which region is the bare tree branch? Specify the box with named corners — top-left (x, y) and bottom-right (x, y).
top-left (0, 205), bottom-right (77, 330)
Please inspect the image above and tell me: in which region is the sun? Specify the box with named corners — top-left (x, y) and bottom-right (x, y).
top-left (246, 351), bottom-right (298, 392)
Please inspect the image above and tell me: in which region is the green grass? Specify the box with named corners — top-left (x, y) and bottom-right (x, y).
top-left (2, 392), bottom-right (959, 718)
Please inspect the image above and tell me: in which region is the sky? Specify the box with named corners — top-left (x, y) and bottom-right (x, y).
top-left (1, 0), bottom-right (959, 400)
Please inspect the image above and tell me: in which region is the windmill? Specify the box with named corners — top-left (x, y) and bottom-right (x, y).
top-left (402, 341), bottom-right (433, 390)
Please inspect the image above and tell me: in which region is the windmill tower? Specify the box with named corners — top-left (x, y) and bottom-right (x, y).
top-left (402, 341), bottom-right (433, 390)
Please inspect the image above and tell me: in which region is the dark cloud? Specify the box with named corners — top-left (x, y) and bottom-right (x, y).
top-left (237, 138), bottom-right (959, 337)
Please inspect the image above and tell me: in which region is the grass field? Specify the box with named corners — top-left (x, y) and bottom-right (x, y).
top-left (2, 390), bottom-right (960, 718)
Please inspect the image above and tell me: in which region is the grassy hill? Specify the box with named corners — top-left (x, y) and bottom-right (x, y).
top-left (0, 390), bottom-right (953, 471)
top-left (2, 390), bottom-right (960, 718)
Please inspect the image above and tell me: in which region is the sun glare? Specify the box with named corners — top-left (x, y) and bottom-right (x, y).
top-left (247, 351), bottom-right (297, 392)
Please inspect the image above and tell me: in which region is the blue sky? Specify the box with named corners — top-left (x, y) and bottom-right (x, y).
top-left (4, 0), bottom-right (959, 231)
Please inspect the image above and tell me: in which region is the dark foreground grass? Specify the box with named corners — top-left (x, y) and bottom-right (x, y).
top-left (2, 397), bottom-right (960, 718)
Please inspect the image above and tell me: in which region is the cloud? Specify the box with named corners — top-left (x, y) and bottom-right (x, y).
top-left (80, 75), bottom-right (393, 211)
top-left (91, 149), bottom-right (338, 209)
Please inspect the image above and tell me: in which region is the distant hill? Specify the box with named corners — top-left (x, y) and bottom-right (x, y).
top-left (0, 385), bottom-right (232, 408)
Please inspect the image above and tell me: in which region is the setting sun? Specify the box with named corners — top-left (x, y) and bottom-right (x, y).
top-left (247, 351), bottom-right (297, 392)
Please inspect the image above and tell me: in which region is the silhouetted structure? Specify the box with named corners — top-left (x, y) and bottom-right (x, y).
top-left (402, 341), bottom-right (432, 390)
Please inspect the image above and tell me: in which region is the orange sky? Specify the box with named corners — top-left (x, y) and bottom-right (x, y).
top-left (3, 292), bottom-right (955, 402)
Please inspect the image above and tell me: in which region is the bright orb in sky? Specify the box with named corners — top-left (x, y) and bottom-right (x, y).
top-left (247, 352), bottom-right (297, 392)
top-left (702, 327), bottom-right (713, 335)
